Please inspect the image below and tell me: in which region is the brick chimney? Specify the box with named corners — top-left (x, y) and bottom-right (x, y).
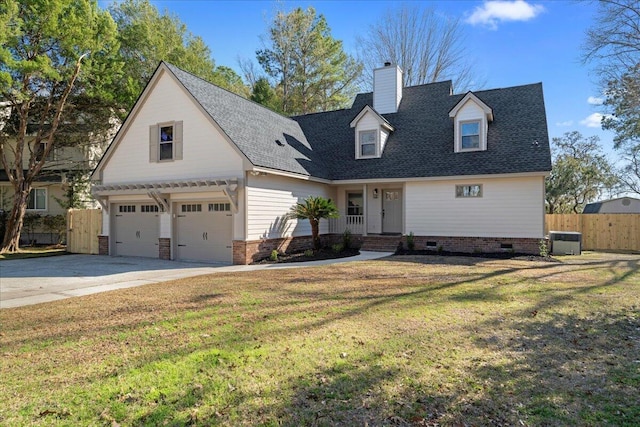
top-left (373, 62), bottom-right (403, 114)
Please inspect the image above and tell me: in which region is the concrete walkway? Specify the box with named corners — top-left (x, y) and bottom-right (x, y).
top-left (0, 251), bottom-right (392, 309)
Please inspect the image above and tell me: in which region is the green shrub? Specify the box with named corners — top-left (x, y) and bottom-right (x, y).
top-left (342, 229), bottom-right (352, 249)
top-left (406, 231), bottom-right (415, 251)
top-left (42, 215), bottom-right (66, 244)
top-left (332, 243), bottom-right (344, 253)
top-left (539, 239), bottom-right (549, 257)
top-left (270, 250), bottom-right (279, 261)
top-left (23, 213), bottom-right (42, 245)
top-left (304, 249), bottom-right (314, 257)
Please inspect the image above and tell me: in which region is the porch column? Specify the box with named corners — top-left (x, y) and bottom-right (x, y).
top-left (362, 183), bottom-right (368, 236)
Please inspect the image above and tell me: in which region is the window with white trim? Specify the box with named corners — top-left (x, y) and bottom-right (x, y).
top-left (27, 188), bottom-right (47, 210)
top-left (347, 192), bottom-right (363, 216)
top-left (359, 130), bottom-right (377, 157)
top-left (456, 184), bottom-right (482, 198)
top-left (460, 121), bottom-right (480, 150)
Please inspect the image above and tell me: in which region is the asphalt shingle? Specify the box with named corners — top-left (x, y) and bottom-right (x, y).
top-left (166, 62), bottom-right (551, 181)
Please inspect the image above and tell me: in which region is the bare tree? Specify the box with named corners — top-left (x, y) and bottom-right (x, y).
top-left (356, 4), bottom-right (483, 92)
top-left (582, 0), bottom-right (640, 84)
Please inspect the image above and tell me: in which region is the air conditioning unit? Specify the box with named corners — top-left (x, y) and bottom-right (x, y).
top-left (549, 231), bottom-right (582, 255)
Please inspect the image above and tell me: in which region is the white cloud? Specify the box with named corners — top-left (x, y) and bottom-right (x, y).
top-left (580, 113), bottom-right (608, 128)
top-left (556, 120), bottom-right (573, 127)
top-left (466, 0), bottom-right (545, 30)
top-left (587, 96), bottom-right (604, 105)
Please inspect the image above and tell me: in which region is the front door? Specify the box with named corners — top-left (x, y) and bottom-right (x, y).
top-left (382, 189), bottom-right (402, 234)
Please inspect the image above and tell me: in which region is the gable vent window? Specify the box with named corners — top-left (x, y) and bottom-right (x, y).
top-left (456, 184), bottom-right (482, 198)
top-left (359, 130), bottom-right (377, 157)
top-left (461, 121), bottom-right (480, 150)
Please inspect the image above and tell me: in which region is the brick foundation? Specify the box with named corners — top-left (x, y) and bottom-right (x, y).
top-left (159, 238), bottom-right (171, 260)
top-left (361, 235), bottom-right (541, 255)
top-left (98, 235), bottom-right (109, 255)
top-left (232, 234), bottom-right (541, 264)
top-left (233, 235), bottom-right (345, 265)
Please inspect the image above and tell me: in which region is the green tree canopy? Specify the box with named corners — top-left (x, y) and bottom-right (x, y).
top-left (288, 196), bottom-right (338, 250)
top-left (256, 7), bottom-right (362, 115)
top-left (545, 132), bottom-right (618, 214)
top-left (109, 0), bottom-right (247, 111)
top-left (0, 0), bottom-right (120, 253)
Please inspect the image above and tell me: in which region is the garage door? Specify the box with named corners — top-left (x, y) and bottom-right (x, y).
top-left (175, 202), bottom-right (233, 263)
top-left (113, 204), bottom-right (159, 258)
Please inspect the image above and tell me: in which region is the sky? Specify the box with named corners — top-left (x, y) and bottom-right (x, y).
top-left (104, 0), bottom-right (616, 159)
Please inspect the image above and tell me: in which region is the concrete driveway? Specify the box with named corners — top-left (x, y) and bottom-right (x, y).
top-left (0, 252), bottom-right (391, 309)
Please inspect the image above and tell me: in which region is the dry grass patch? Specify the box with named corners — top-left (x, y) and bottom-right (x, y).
top-left (1, 252), bottom-right (638, 426)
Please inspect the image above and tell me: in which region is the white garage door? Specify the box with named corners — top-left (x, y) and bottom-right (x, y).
top-left (113, 204), bottom-right (159, 258)
top-left (175, 202), bottom-right (233, 263)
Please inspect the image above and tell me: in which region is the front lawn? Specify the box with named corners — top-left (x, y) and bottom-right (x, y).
top-left (0, 252), bottom-right (638, 426)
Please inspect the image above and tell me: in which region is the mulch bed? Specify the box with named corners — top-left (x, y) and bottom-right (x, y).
top-left (254, 247), bottom-right (361, 264)
top-left (394, 248), bottom-right (560, 262)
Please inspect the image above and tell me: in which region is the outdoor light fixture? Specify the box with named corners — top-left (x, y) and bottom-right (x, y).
top-left (373, 188), bottom-right (379, 198)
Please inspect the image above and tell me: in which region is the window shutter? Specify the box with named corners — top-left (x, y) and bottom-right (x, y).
top-left (149, 124), bottom-right (159, 162)
top-left (174, 120), bottom-right (183, 160)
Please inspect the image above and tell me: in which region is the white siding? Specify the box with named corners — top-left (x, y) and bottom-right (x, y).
top-left (246, 174), bottom-right (335, 240)
top-left (453, 101), bottom-right (488, 152)
top-left (405, 176), bottom-right (545, 238)
top-left (101, 71), bottom-right (244, 184)
top-left (354, 112), bottom-right (389, 159)
top-left (373, 65), bottom-right (402, 114)
top-left (380, 129), bottom-right (390, 155)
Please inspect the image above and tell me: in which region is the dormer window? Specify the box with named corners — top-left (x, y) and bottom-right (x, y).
top-left (359, 130), bottom-right (377, 157)
top-left (461, 121), bottom-right (480, 150)
top-left (350, 105), bottom-right (394, 160)
top-left (449, 92), bottom-right (493, 153)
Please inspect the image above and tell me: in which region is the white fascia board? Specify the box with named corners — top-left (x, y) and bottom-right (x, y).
top-left (250, 166), bottom-right (332, 184)
top-left (449, 92), bottom-right (494, 121)
top-left (349, 105), bottom-right (395, 131)
top-left (330, 171), bottom-right (549, 185)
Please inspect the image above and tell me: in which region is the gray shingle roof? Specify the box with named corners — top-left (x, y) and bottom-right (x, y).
top-left (165, 63), bottom-right (329, 178)
top-left (293, 81), bottom-right (552, 180)
top-left (582, 202), bottom-right (602, 214)
top-left (167, 62), bottom-right (551, 181)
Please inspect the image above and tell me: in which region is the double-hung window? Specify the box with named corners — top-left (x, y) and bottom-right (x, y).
top-left (150, 121), bottom-right (183, 162)
top-left (359, 130), bottom-right (377, 157)
top-left (159, 125), bottom-right (174, 160)
top-left (27, 188), bottom-right (47, 210)
top-left (347, 192), bottom-right (363, 216)
top-left (460, 121), bottom-right (480, 150)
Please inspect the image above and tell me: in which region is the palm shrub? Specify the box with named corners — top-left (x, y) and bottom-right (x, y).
top-left (289, 196), bottom-right (339, 250)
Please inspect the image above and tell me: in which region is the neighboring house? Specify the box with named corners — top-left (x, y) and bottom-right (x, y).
top-left (91, 61), bottom-right (551, 264)
top-left (583, 197), bottom-right (640, 214)
top-left (0, 103), bottom-right (111, 244)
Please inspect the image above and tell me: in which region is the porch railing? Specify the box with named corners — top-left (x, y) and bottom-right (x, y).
top-left (328, 215), bottom-right (364, 235)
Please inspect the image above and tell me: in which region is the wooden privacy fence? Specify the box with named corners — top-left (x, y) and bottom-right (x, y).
top-left (67, 209), bottom-right (102, 254)
top-left (545, 214), bottom-right (640, 252)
